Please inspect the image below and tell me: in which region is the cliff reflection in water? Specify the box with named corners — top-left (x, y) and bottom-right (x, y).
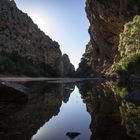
top-left (0, 82), bottom-right (75, 140)
top-left (0, 79), bottom-right (140, 140)
top-left (114, 79), bottom-right (140, 140)
top-left (78, 81), bottom-right (139, 140)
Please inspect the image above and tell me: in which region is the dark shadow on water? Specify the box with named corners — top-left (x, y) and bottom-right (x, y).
top-left (113, 79), bottom-right (140, 140)
top-left (0, 81), bottom-right (75, 140)
top-left (78, 80), bottom-right (138, 140)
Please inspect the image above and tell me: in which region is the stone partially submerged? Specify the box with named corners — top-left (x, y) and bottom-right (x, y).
top-left (0, 81), bottom-right (33, 102)
top-left (66, 132), bottom-right (80, 139)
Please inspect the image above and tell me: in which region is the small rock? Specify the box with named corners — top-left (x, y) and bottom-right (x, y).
top-left (66, 132), bottom-right (80, 139)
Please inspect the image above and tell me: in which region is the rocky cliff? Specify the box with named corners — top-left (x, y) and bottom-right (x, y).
top-left (62, 54), bottom-right (75, 77)
top-left (78, 0), bottom-right (140, 76)
top-left (0, 0), bottom-right (75, 77)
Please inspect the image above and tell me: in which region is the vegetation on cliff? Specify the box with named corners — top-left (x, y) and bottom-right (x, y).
top-left (115, 16), bottom-right (140, 76)
top-left (118, 16), bottom-right (140, 57)
top-left (0, 0), bottom-right (75, 77)
top-left (116, 53), bottom-right (140, 75)
top-left (113, 85), bottom-right (128, 98)
top-left (76, 42), bottom-right (95, 77)
top-left (79, 0), bottom-right (140, 75)
top-left (0, 52), bottom-right (60, 77)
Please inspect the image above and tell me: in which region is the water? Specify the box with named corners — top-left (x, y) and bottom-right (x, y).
top-left (0, 79), bottom-right (139, 140)
top-left (32, 87), bottom-right (91, 140)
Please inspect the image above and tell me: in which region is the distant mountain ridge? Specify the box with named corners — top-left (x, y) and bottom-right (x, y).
top-left (0, 0), bottom-right (75, 77)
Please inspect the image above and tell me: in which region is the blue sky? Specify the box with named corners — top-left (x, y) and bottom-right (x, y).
top-left (15, 0), bottom-right (89, 68)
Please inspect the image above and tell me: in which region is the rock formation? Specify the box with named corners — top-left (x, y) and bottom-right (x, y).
top-left (78, 0), bottom-right (140, 76)
top-left (0, 0), bottom-right (75, 77)
top-left (62, 54), bottom-right (75, 77)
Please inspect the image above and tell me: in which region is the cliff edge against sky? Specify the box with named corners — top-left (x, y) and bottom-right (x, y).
top-left (0, 0), bottom-right (75, 77)
top-left (78, 0), bottom-right (140, 77)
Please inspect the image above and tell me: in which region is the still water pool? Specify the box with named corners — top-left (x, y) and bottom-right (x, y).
top-left (0, 80), bottom-right (139, 140)
top-left (32, 87), bottom-right (91, 140)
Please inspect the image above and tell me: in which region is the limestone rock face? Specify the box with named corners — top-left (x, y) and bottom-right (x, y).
top-left (0, 0), bottom-right (74, 76)
top-left (51, 54), bottom-right (75, 77)
top-left (62, 54), bottom-right (75, 77)
top-left (83, 0), bottom-right (140, 75)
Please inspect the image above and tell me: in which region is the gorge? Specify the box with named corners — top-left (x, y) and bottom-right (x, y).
top-left (0, 0), bottom-right (140, 77)
top-left (0, 0), bottom-right (140, 140)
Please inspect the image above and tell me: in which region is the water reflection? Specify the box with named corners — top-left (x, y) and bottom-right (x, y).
top-left (0, 79), bottom-right (140, 140)
top-left (32, 87), bottom-right (91, 140)
top-left (120, 101), bottom-right (140, 140)
top-left (0, 82), bottom-right (75, 140)
top-left (113, 79), bottom-right (140, 140)
top-left (78, 81), bottom-right (138, 140)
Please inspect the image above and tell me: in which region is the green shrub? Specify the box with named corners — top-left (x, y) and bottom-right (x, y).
top-left (118, 16), bottom-right (140, 57)
top-left (115, 53), bottom-right (140, 72)
top-left (112, 85), bottom-right (128, 97)
top-left (0, 52), bottom-right (60, 77)
top-left (0, 55), bottom-right (16, 73)
top-left (115, 16), bottom-right (140, 76)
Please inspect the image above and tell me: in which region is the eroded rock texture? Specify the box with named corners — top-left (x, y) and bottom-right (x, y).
top-left (78, 0), bottom-right (140, 76)
top-left (0, 0), bottom-right (75, 76)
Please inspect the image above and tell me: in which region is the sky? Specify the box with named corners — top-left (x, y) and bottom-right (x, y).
top-left (14, 0), bottom-right (90, 69)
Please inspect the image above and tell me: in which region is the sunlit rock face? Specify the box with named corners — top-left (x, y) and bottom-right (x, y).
top-left (0, 0), bottom-right (75, 76)
top-left (82, 0), bottom-right (140, 75)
